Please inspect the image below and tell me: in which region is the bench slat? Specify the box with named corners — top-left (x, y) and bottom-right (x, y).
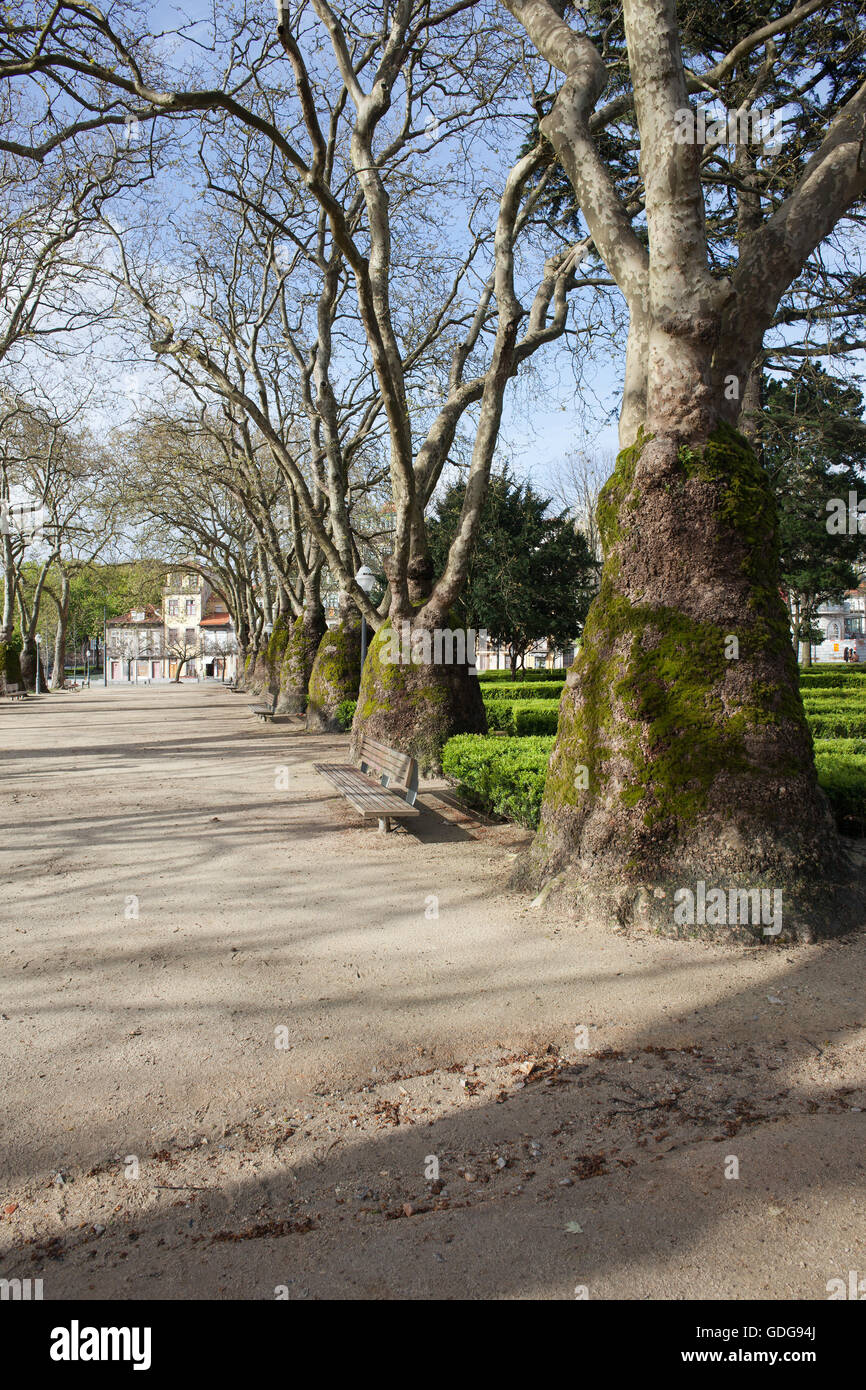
top-left (313, 763), bottom-right (420, 817)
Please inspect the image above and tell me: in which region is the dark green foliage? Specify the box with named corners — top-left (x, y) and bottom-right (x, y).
top-left (336, 699), bottom-right (357, 732)
top-left (428, 471), bottom-right (597, 671)
top-left (813, 752), bottom-right (866, 835)
top-left (1, 634), bottom-right (23, 685)
top-left (758, 369), bottom-right (866, 650)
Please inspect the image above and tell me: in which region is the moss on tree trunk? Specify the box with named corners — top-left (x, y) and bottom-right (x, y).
top-left (523, 424), bottom-right (862, 942)
top-left (278, 611), bottom-right (326, 714)
top-left (349, 618), bottom-right (487, 774)
top-left (305, 619), bottom-right (362, 732)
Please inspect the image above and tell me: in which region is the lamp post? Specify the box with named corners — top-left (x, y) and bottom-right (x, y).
top-left (355, 565), bottom-right (376, 673)
top-left (35, 632), bottom-right (42, 694)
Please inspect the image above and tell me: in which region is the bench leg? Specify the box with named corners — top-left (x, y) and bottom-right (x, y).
top-left (378, 816), bottom-right (392, 834)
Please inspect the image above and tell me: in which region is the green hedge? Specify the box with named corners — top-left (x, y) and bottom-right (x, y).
top-left (513, 703), bottom-right (560, 735)
top-left (0, 637), bottom-right (22, 686)
top-left (481, 698), bottom-right (560, 734)
top-left (806, 709), bottom-right (866, 738)
top-left (442, 734), bottom-right (555, 828)
top-left (481, 680), bottom-right (564, 701)
top-left (813, 737), bottom-right (866, 756)
top-left (478, 668), bottom-right (567, 683)
top-left (442, 730), bottom-right (866, 837)
top-left (815, 751), bottom-right (866, 834)
top-left (799, 670), bottom-right (866, 689)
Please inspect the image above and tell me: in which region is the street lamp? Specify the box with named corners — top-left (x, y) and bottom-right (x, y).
top-left (355, 565), bottom-right (377, 671)
top-left (35, 633), bottom-right (42, 694)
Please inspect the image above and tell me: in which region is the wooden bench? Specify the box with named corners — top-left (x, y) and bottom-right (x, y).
top-left (3, 683), bottom-right (27, 700)
top-left (249, 692), bottom-right (277, 721)
top-left (314, 735), bottom-right (420, 833)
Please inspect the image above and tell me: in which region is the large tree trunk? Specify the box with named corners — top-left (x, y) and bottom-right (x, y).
top-left (278, 595), bottom-right (326, 715)
top-left (350, 618), bottom-right (487, 774)
top-left (305, 614), bottom-right (362, 733)
top-left (19, 639), bottom-right (47, 692)
top-left (523, 423), bottom-right (860, 940)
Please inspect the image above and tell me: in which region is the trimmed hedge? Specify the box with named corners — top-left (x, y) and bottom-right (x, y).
top-left (805, 709), bottom-right (866, 738)
top-left (799, 670), bottom-right (866, 689)
top-left (815, 751), bottom-right (866, 834)
top-left (480, 680), bottom-right (564, 701)
top-left (442, 730), bottom-right (866, 837)
top-left (513, 703), bottom-right (560, 735)
top-left (478, 668), bottom-right (567, 683)
top-left (442, 734), bottom-right (554, 828)
top-left (481, 698), bottom-right (560, 734)
top-left (813, 737), bottom-right (866, 756)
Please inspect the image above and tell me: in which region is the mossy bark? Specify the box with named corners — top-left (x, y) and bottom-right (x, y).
top-left (19, 640), bottom-right (46, 692)
top-left (278, 610), bottom-right (326, 714)
top-left (349, 618), bottom-right (487, 775)
top-left (525, 424), bottom-right (862, 942)
top-left (305, 619), bottom-right (362, 733)
top-left (0, 640), bottom-right (21, 694)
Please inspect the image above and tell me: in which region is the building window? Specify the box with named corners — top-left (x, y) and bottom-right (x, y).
top-left (185, 598), bottom-right (196, 615)
top-left (828, 621), bottom-right (840, 639)
top-left (168, 627), bottom-right (179, 646)
top-left (167, 600), bottom-right (178, 616)
top-left (185, 628), bottom-right (196, 646)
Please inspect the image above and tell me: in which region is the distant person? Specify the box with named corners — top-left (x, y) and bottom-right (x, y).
top-left (844, 647), bottom-right (850, 662)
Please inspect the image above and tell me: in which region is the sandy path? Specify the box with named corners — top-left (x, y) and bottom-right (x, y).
top-left (1, 683), bottom-right (864, 1299)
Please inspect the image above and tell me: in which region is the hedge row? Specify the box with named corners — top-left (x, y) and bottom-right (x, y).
top-left (441, 734), bottom-right (555, 828)
top-left (441, 731), bottom-right (866, 836)
top-left (483, 698), bottom-right (560, 735)
top-left (799, 670), bottom-right (866, 689)
top-left (805, 709), bottom-right (866, 738)
top-left (480, 680), bottom-right (564, 701)
top-left (814, 751), bottom-right (866, 834)
top-left (478, 667), bottom-right (567, 683)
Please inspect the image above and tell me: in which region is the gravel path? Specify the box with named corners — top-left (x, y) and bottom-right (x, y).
top-left (1, 683), bottom-right (864, 1299)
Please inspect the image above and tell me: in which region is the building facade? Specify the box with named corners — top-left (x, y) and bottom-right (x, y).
top-left (810, 586), bottom-right (866, 663)
top-left (105, 572), bottom-right (238, 683)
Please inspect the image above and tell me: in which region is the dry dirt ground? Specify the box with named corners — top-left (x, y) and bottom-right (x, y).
top-left (1, 683), bottom-right (864, 1301)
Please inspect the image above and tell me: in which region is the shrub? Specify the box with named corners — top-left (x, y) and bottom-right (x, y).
top-left (799, 669), bottom-right (866, 689)
top-left (512, 702), bottom-right (560, 735)
top-left (805, 709), bottom-right (866, 738)
top-left (0, 635), bottom-right (22, 686)
top-left (335, 698), bottom-right (357, 731)
top-left (442, 734), bottom-right (555, 828)
top-left (813, 737), bottom-right (866, 756)
top-left (480, 680), bottom-right (564, 701)
top-left (482, 699), bottom-right (516, 732)
top-left (815, 751), bottom-right (866, 835)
